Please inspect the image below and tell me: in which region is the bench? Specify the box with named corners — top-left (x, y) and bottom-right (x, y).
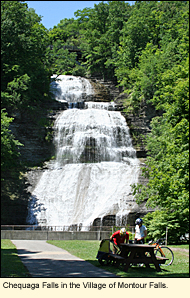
top-left (108, 253), bottom-right (126, 267)
top-left (124, 255), bottom-right (169, 264)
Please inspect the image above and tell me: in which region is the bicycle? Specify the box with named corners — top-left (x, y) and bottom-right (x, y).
top-left (148, 238), bottom-right (174, 266)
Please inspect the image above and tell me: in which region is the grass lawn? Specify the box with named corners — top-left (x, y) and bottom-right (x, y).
top-left (47, 240), bottom-right (189, 278)
top-left (1, 239), bottom-right (30, 277)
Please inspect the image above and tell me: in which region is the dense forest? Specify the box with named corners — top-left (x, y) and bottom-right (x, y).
top-left (1, 1), bottom-right (189, 242)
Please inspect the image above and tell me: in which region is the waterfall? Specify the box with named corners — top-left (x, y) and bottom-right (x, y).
top-left (50, 74), bottom-right (94, 103)
top-left (27, 75), bottom-right (140, 229)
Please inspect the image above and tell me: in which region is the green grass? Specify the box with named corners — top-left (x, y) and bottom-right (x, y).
top-left (168, 244), bottom-right (188, 249)
top-left (1, 239), bottom-right (30, 277)
top-left (47, 240), bottom-right (189, 278)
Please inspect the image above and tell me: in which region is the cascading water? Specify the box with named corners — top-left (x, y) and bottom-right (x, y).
top-left (27, 75), bottom-right (140, 229)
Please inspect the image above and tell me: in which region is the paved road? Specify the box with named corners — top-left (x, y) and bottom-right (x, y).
top-left (12, 240), bottom-right (117, 278)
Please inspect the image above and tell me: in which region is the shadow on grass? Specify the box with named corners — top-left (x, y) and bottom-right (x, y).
top-left (1, 248), bottom-right (31, 277)
top-left (86, 259), bottom-right (189, 278)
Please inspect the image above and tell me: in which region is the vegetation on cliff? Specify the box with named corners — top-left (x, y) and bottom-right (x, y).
top-left (1, 1), bottom-right (189, 241)
top-left (1, 1), bottom-right (51, 172)
top-left (1, 1), bottom-right (52, 223)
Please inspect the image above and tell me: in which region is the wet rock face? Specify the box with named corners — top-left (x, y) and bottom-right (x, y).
top-left (10, 119), bottom-right (53, 166)
top-left (90, 78), bottom-right (162, 158)
top-left (10, 101), bottom-right (68, 166)
top-left (92, 201), bottom-right (152, 228)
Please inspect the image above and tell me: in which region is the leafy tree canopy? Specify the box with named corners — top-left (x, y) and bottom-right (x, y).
top-left (1, 1), bottom-right (51, 112)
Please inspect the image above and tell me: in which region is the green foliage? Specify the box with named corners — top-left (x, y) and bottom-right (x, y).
top-left (142, 209), bottom-right (189, 244)
top-left (47, 18), bottom-right (86, 76)
top-left (132, 111), bottom-right (189, 242)
top-left (1, 109), bottom-right (23, 175)
top-left (74, 1), bottom-right (131, 78)
top-left (48, 42), bottom-right (77, 75)
top-left (118, 1), bottom-right (189, 108)
top-left (1, 1), bottom-right (51, 111)
top-left (118, 1), bottom-right (189, 242)
top-left (1, 1), bottom-right (53, 178)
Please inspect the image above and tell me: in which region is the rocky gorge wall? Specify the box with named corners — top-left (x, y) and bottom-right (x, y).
top-left (89, 76), bottom-right (162, 158)
top-left (5, 76), bottom-right (157, 226)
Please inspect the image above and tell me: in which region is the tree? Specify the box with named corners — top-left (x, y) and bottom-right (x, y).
top-left (104, 1), bottom-right (132, 78)
top-left (131, 56), bottom-right (189, 242)
top-left (48, 18), bottom-right (85, 76)
top-left (133, 114), bottom-right (189, 243)
top-left (1, 1), bottom-right (51, 112)
top-left (115, 1), bottom-right (190, 242)
top-left (75, 1), bottom-right (131, 79)
top-left (47, 41), bottom-right (77, 76)
top-left (115, 1), bottom-right (159, 88)
top-left (1, 109), bottom-right (23, 176)
top-left (74, 2), bottom-right (109, 77)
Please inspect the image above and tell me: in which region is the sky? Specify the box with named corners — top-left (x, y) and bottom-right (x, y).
top-left (26, 1), bottom-right (134, 30)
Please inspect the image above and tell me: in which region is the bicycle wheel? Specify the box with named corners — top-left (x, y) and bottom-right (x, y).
top-left (155, 246), bottom-right (174, 266)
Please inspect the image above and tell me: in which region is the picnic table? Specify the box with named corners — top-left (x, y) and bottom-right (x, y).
top-left (119, 243), bottom-right (168, 272)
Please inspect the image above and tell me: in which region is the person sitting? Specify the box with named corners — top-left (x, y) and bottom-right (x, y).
top-left (134, 218), bottom-right (147, 244)
top-left (110, 228), bottom-right (129, 254)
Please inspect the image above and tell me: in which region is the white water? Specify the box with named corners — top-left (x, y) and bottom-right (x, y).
top-left (50, 74), bottom-right (94, 103)
top-left (54, 108), bottom-right (136, 165)
top-left (27, 75), bottom-right (140, 228)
